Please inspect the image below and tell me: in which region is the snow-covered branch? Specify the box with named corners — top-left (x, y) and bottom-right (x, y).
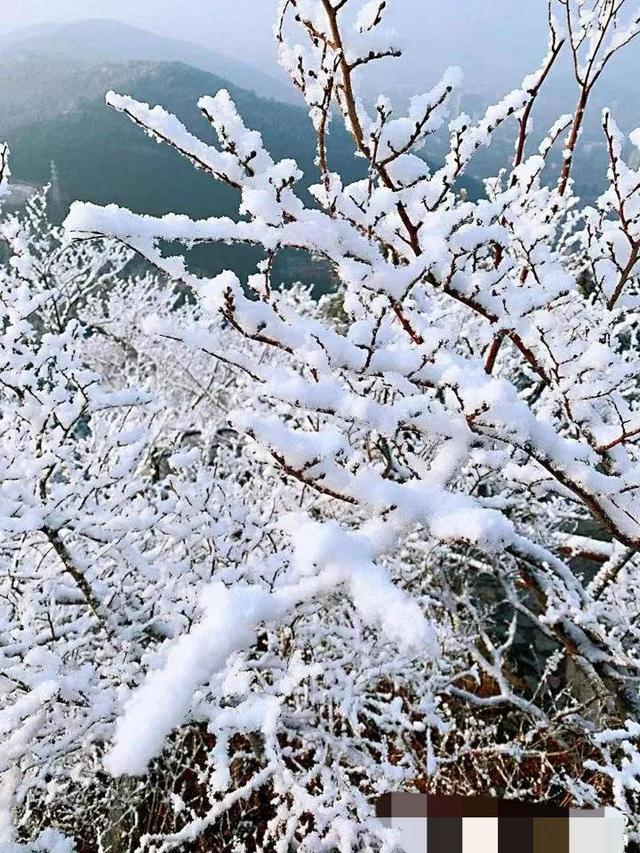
top-left (3, 0), bottom-right (640, 849)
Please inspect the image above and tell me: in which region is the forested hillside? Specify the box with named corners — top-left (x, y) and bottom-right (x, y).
top-left (0, 18), bottom-right (295, 104)
top-left (0, 58), bottom-right (359, 290)
top-left (0, 50), bottom-right (481, 291)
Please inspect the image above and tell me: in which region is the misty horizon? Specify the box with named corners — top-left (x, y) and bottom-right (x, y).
top-left (2, 0), bottom-right (640, 129)
top-left (0, 1), bottom-right (578, 98)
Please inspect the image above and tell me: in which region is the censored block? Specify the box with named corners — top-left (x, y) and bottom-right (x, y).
top-left (375, 793), bottom-right (625, 853)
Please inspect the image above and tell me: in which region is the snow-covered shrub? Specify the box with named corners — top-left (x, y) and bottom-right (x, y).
top-left (0, 187), bottom-right (290, 850)
top-left (3, 0), bottom-right (640, 850)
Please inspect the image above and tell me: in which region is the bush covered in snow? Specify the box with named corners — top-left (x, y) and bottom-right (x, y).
top-left (3, 1), bottom-right (640, 850)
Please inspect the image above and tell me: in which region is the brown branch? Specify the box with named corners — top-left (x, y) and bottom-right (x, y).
top-left (513, 4), bottom-right (565, 175)
top-left (319, 0), bottom-right (422, 257)
top-left (484, 332), bottom-right (505, 374)
top-left (44, 527), bottom-right (106, 625)
top-left (558, 88), bottom-right (589, 196)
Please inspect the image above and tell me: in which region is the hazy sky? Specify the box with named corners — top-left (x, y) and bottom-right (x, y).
top-left (2, 0), bottom-right (639, 105)
top-left (0, 1), bottom-right (552, 92)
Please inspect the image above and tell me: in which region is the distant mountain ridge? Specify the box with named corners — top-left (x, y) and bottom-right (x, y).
top-left (0, 18), bottom-right (297, 106)
top-left (0, 52), bottom-right (158, 133)
top-left (0, 56), bottom-right (365, 212)
top-left (0, 26), bottom-right (483, 292)
top-left (0, 56), bottom-right (363, 291)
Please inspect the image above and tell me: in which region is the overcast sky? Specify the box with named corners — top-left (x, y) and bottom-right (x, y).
top-left (0, 1), bottom-right (553, 92)
top-left (2, 0), bottom-right (639, 105)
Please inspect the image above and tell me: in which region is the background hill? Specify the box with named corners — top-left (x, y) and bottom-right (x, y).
top-left (0, 56), bottom-right (366, 290)
top-left (0, 28), bottom-right (482, 292)
top-left (0, 52), bottom-right (154, 133)
top-left (0, 18), bottom-right (296, 105)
